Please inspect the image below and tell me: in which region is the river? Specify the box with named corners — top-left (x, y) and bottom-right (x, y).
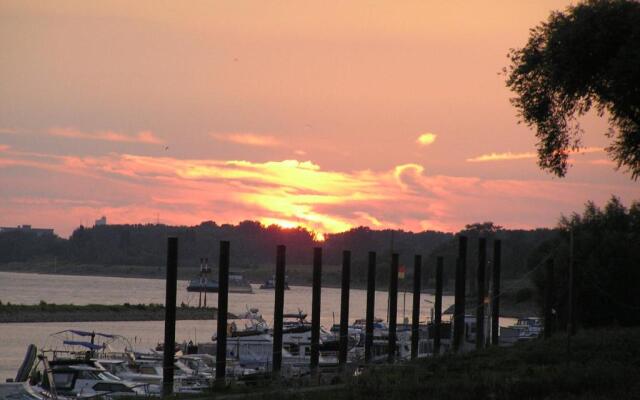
top-left (0, 271), bottom-right (461, 381)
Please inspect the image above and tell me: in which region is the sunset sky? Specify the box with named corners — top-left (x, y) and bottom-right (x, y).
top-left (1, 1), bottom-right (638, 238)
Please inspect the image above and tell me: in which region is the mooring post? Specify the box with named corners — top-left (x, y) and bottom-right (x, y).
top-left (388, 253), bottom-right (399, 363)
top-left (198, 258), bottom-right (203, 308)
top-left (365, 251), bottom-right (376, 363)
top-left (310, 247), bottom-right (322, 371)
top-left (338, 250), bottom-right (351, 366)
top-left (272, 245), bottom-right (286, 375)
top-left (434, 256), bottom-right (444, 355)
top-left (411, 255), bottom-right (422, 359)
top-left (476, 238), bottom-right (486, 350)
top-left (453, 235), bottom-right (467, 353)
top-left (544, 258), bottom-right (555, 339)
top-left (215, 241), bottom-right (230, 381)
top-left (162, 237), bottom-right (178, 397)
top-left (491, 239), bottom-right (502, 346)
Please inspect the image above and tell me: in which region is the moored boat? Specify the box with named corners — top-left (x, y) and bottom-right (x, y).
top-left (259, 276), bottom-right (290, 290)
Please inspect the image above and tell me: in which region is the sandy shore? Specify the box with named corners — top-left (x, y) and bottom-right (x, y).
top-left (0, 303), bottom-right (228, 323)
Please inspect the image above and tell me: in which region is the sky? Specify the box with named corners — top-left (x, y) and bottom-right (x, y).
top-left (0, 0), bottom-right (638, 239)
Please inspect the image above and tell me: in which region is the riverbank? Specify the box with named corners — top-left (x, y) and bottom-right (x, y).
top-left (0, 264), bottom-right (537, 319)
top-left (0, 302), bottom-right (227, 323)
top-left (0, 261), bottom-right (439, 290)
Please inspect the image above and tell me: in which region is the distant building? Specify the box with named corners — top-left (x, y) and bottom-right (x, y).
top-left (95, 216), bottom-right (107, 226)
top-left (0, 224), bottom-right (54, 236)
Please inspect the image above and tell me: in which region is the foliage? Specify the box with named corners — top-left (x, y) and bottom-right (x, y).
top-left (0, 221), bottom-right (560, 290)
top-left (531, 196), bottom-right (640, 328)
top-left (506, 0), bottom-right (640, 179)
top-left (0, 231), bottom-right (67, 262)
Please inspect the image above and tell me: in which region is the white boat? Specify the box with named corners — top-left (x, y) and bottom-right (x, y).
top-left (499, 317), bottom-right (544, 343)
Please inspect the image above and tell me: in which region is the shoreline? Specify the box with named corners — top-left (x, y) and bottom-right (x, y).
top-left (0, 266), bottom-right (537, 320)
top-left (0, 264), bottom-right (454, 294)
top-left (0, 303), bottom-right (227, 323)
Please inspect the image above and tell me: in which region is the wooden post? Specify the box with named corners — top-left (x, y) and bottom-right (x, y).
top-left (198, 258), bottom-right (203, 308)
top-left (567, 229), bottom-right (575, 364)
top-left (568, 229), bottom-right (576, 336)
top-left (215, 241), bottom-right (230, 381)
top-left (365, 251), bottom-right (376, 363)
top-left (162, 237), bottom-right (178, 397)
top-left (338, 250), bottom-right (351, 366)
top-left (411, 255), bottom-right (422, 359)
top-left (544, 258), bottom-right (555, 339)
top-left (491, 240), bottom-right (501, 346)
top-left (388, 253), bottom-right (399, 363)
top-left (453, 236), bottom-right (467, 353)
top-left (434, 256), bottom-right (444, 355)
top-left (310, 247), bottom-right (322, 371)
top-left (272, 245), bottom-right (286, 375)
top-left (476, 238), bottom-right (486, 350)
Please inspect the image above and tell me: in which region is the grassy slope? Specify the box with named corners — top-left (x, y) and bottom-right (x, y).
top-left (272, 327), bottom-right (640, 400)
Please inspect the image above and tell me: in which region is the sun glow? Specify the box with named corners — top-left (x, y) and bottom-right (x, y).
top-left (258, 217), bottom-right (327, 241)
top-left (2, 148), bottom-right (633, 239)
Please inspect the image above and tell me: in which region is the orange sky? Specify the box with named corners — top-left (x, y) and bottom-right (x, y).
top-left (0, 1), bottom-right (638, 237)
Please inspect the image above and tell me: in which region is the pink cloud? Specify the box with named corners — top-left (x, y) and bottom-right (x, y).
top-left (0, 150), bottom-right (636, 237)
top-left (48, 128), bottom-right (164, 144)
top-left (210, 133), bottom-right (282, 147)
top-left (467, 147), bottom-right (606, 163)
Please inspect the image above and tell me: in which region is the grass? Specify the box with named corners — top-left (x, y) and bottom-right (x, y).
top-left (242, 327), bottom-right (640, 400)
top-left (116, 327), bottom-right (640, 400)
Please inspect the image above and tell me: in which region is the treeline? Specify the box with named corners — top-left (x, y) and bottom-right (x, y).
top-left (530, 197), bottom-right (640, 328)
top-left (0, 220), bottom-right (557, 287)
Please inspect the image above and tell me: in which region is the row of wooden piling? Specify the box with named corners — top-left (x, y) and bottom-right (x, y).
top-left (161, 235), bottom-right (503, 395)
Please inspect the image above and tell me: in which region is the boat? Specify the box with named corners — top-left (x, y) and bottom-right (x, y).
top-left (187, 277), bottom-right (218, 293)
top-left (207, 308), bottom-right (338, 372)
top-left (259, 276), bottom-right (290, 290)
top-left (499, 317), bottom-right (544, 343)
top-left (186, 273), bottom-right (253, 294)
top-left (229, 274), bottom-right (253, 293)
top-left (186, 276), bottom-right (253, 293)
top-left (8, 346), bottom-right (152, 399)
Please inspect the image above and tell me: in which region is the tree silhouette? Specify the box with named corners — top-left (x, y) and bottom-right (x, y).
top-left (506, 0), bottom-right (640, 179)
top-left (531, 197), bottom-right (640, 327)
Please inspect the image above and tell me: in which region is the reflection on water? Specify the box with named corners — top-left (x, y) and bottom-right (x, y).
top-left (0, 271), bottom-right (457, 381)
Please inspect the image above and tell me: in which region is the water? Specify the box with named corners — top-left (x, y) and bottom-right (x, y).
top-left (0, 271), bottom-right (460, 381)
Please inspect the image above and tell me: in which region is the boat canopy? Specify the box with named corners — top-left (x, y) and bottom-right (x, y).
top-left (62, 340), bottom-right (106, 350)
top-left (54, 329), bottom-right (116, 338)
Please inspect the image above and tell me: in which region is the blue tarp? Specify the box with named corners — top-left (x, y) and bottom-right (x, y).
top-left (55, 329), bottom-right (116, 338)
top-left (63, 340), bottom-right (105, 350)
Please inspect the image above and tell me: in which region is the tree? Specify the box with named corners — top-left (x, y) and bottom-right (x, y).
top-left (531, 197), bottom-right (640, 328)
top-left (506, 0), bottom-right (640, 179)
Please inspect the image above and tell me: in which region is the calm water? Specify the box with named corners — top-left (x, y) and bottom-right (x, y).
top-left (0, 271), bottom-right (458, 381)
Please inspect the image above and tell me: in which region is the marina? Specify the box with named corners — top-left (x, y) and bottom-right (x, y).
top-left (0, 271), bottom-right (463, 382)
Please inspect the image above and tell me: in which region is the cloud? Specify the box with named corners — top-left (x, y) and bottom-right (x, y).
top-left (354, 211), bottom-right (383, 226)
top-left (0, 144), bottom-right (9, 152)
top-left (48, 128), bottom-right (164, 144)
top-left (417, 133), bottom-right (437, 146)
top-left (575, 147), bottom-right (606, 155)
top-left (1, 149), bottom-right (637, 238)
top-left (210, 133), bottom-right (282, 147)
top-left (466, 151), bottom-right (536, 162)
top-left (467, 147), bottom-right (606, 163)
top-left (0, 128), bottom-right (19, 135)
top-left (394, 163), bottom-right (426, 192)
